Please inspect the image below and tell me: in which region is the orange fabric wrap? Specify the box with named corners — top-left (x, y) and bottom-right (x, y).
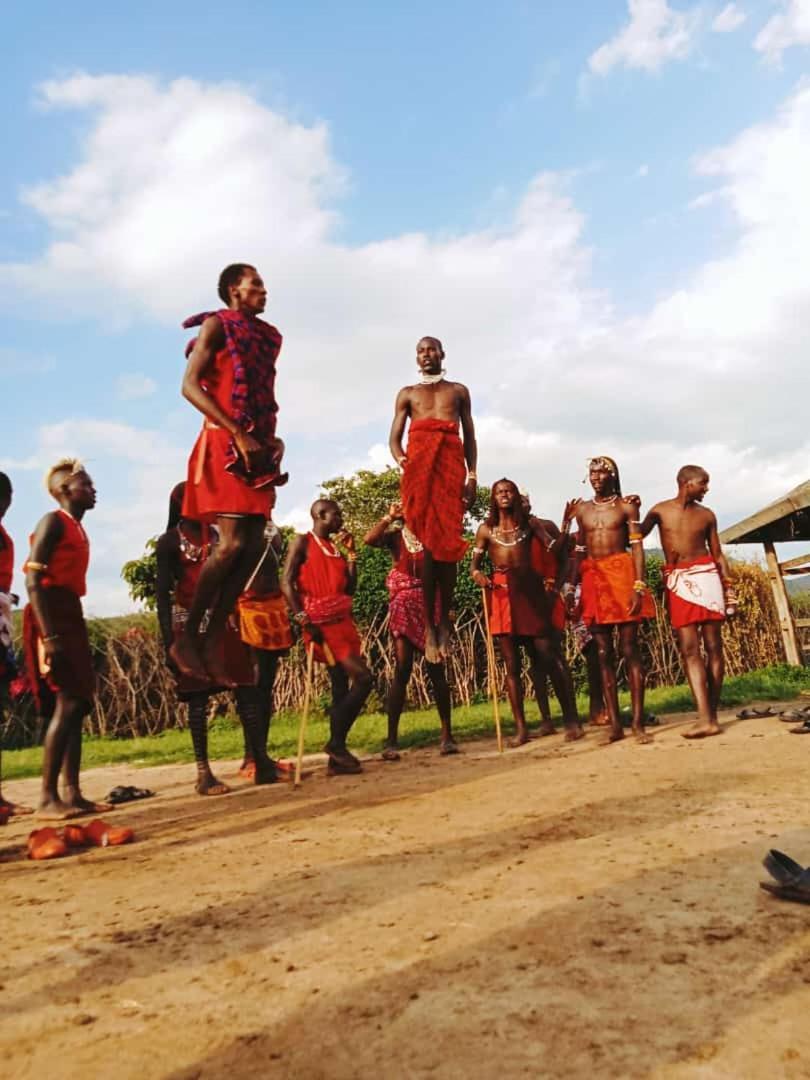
top-left (580, 551), bottom-right (654, 626)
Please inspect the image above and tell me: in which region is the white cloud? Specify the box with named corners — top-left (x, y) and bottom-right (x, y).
top-left (636, 163), bottom-right (650, 177)
top-left (5, 73), bottom-right (810, 609)
top-left (116, 372), bottom-right (157, 400)
top-left (712, 3), bottom-right (747, 33)
top-left (587, 0), bottom-right (701, 76)
top-left (754, 0), bottom-right (810, 63)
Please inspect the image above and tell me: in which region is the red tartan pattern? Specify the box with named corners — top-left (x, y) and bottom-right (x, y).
top-left (401, 418), bottom-right (468, 563)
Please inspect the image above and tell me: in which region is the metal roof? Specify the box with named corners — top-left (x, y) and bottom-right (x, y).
top-left (720, 479), bottom-right (810, 545)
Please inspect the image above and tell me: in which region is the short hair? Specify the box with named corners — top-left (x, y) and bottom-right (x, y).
top-left (677, 464), bottom-right (707, 486)
top-left (417, 336), bottom-right (444, 355)
top-left (0, 472), bottom-right (11, 502)
top-left (310, 498), bottom-right (338, 520)
top-left (45, 457), bottom-right (85, 496)
top-left (167, 482), bottom-right (186, 531)
top-left (218, 263), bottom-right (255, 305)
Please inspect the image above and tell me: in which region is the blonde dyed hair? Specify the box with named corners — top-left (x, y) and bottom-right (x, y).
top-left (45, 457), bottom-right (85, 496)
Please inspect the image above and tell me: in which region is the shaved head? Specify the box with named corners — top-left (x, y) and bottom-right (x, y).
top-left (677, 464), bottom-right (708, 486)
top-left (311, 498), bottom-right (338, 520)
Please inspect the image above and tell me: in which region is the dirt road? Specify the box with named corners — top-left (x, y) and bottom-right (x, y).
top-left (2, 705), bottom-right (810, 1079)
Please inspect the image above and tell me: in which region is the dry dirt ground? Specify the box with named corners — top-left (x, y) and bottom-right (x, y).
top-left (2, 704), bottom-right (810, 1080)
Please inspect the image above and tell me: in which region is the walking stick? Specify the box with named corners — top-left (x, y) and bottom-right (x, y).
top-left (295, 643), bottom-right (316, 788)
top-left (480, 586), bottom-right (504, 753)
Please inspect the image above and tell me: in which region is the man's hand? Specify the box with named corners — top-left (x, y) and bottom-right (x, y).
top-left (471, 569), bottom-right (490, 589)
top-left (562, 498), bottom-right (581, 527)
top-left (233, 430), bottom-right (263, 473)
top-left (335, 530), bottom-right (356, 555)
top-left (464, 477), bottom-right (477, 510)
top-left (627, 592), bottom-right (642, 618)
top-left (388, 502), bottom-right (405, 522)
top-left (397, 455), bottom-right (408, 469)
top-left (623, 494), bottom-right (641, 510)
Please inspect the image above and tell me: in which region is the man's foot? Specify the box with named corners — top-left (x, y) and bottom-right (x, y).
top-left (238, 760), bottom-right (257, 779)
top-left (536, 720), bottom-right (557, 737)
top-left (0, 797), bottom-right (34, 816)
top-left (324, 743), bottom-right (363, 774)
top-left (62, 793), bottom-right (114, 815)
top-left (564, 721), bottom-right (586, 742)
top-left (632, 724), bottom-right (653, 744)
top-left (169, 636), bottom-right (208, 681)
top-left (195, 773), bottom-right (231, 796)
top-left (682, 722), bottom-right (722, 740)
top-left (440, 739), bottom-right (459, 756)
top-left (590, 710), bottom-right (610, 727)
top-left (381, 742), bottom-right (401, 762)
top-left (602, 727), bottom-right (625, 746)
top-left (508, 726), bottom-right (532, 749)
top-left (425, 625), bottom-right (441, 664)
top-left (36, 797), bottom-right (83, 821)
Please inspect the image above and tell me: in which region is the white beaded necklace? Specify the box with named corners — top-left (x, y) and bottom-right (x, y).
top-left (309, 531), bottom-right (342, 558)
top-left (419, 370), bottom-right (446, 385)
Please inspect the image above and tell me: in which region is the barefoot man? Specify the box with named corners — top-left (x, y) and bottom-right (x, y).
top-left (364, 501), bottom-right (456, 759)
top-left (282, 500), bottom-right (372, 774)
top-left (0, 472), bottom-right (32, 819)
top-left (156, 483), bottom-right (280, 794)
top-left (389, 337), bottom-right (477, 662)
top-left (566, 457), bottom-right (654, 744)
top-left (639, 465), bottom-right (735, 739)
top-left (23, 460), bottom-right (109, 818)
top-left (173, 263), bottom-right (286, 685)
top-left (472, 479), bottom-right (583, 746)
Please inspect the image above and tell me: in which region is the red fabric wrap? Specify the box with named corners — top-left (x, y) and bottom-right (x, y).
top-left (664, 554), bottom-right (726, 629)
top-left (24, 511), bottom-right (89, 596)
top-left (530, 534), bottom-right (565, 632)
top-left (23, 589), bottom-right (95, 713)
top-left (401, 418), bottom-right (468, 563)
top-left (487, 566), bottom-right (550, 638)
top-left (0, 524), bottom-right (13, 593)
top-left (580, 551), bottom-right (655, 626)
top-left (387, 567), bottom-right (427, 652)
top-left (297, 534), bottom-right (361, 664)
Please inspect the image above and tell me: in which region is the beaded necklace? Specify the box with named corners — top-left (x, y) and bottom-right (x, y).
top-left (309, 531), bottom-right (342, 558)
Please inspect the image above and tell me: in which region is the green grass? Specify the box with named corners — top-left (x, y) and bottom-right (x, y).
top-left (3, 663), bottom-right (809, 782)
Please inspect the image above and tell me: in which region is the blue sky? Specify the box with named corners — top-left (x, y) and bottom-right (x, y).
top-left (3, 1), bottom-right (810, 612)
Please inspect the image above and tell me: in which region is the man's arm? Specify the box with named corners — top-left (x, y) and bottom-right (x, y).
top-left (529, 516), bottom-right (555, 551)
top-left (155, 532), bottom-right (177, 658)
top-left (627, 505), bottom-right (646, 617)
top-left (706, 511), bottom-right (731, 581)
top-left (470, 525), bottom-right (490, 587)
top-left (638, 506), bottom-right (660, 540)
top-left (336, 532), bottom-right (359, 596)
top-left (458, 385), bottom-right (478, 509)
top-left (25, 512), bottom-right (64, 661)
top-left (181, 315), bottom-right (263, 472)
top-left (363, 504), bottom-right (401, 549)
top-left (281, 534), bottom-right (324, 643)
top-left (389, 388), bottom-right (411, 466)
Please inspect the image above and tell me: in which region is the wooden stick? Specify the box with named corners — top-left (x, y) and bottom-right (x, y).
top-left (295, 643), bottom-right (316, 788)
top-left (480, 587), bottom-right (503, 753)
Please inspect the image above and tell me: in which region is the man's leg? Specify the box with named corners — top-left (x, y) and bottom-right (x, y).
top-left (529, 636), bottom-right (585, 741)
top-left (38, 693), bottom-right (91, 818)
top-left (584, 640), bottom-right (608, 725)
top-left (187, 692), bottom-right (230, 795)
top-left (239, 650), bottom-right (280, 774)
top-left (0, 704), bottom-right (32, 815)
top-left (675, 625), bottom-right (720, 738)
top-left (496, 636), bottom-right (530, 748)
top-left (173, 515), bottom-right (265, 681)
top-left (234, 684), bottom-right (278, 785)
top-left (702, 623), bottom-right (725, 720)
top-left (525, 644), bottom-right (555, 736)
top-left (326, 655), bottom-right (372, 773)
top-left (61, 703), bottom-right (112, 813)
top-left (422, 550), bottom-right (441, 663)
top-left (619, 623), bottom-right (651, 743)
top-left (436, 561), bottom-right (457, 658)
top-left (384, 637), bottom-right (414, 760)
top-left (425, 659), bottom-right (455, 753)
top-left (592, 627), bottom-right (624, 744)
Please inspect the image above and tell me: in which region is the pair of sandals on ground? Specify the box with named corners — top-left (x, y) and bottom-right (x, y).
top-left (737, 703), bottom-right (810, 733)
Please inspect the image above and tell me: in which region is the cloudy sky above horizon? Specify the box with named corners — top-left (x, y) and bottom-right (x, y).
top-left (3, 0), bottom-right (810, 614)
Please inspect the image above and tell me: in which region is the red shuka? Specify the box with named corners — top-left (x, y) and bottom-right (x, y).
top-left (297, 534), bottom-right (362, 665)
top-left (401, 418), bottom-right (468, 563)
top-left (0, 524), bottom-right (13, 593)
top-left (530, 533), bottom-right (566, 632)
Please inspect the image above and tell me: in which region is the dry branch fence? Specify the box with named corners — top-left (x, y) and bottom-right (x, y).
top-left (0, 560), bottom-right (789, 747)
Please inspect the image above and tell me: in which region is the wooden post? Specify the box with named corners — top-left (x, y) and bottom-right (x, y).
top-left (763, 541), bottom-right (802, 666)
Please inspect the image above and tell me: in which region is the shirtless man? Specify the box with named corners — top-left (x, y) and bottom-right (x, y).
top-left (173, 263), bottom-right (286, 684)
top-left (389, 337), bottom-right (477, 663)
top-left (566, 457), bottom-right (654, 744)
top-left (472, 479), bottom-right (583, 745)
top-left (282, 500), bottom-right (372, 774)
top-left (639, 465), bottom-right (735, 739)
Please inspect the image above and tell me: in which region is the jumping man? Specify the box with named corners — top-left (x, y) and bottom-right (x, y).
top-left (389, 337), bottom-right (477, 663)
